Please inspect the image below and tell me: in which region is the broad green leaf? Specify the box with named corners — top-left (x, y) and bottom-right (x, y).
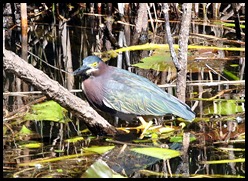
top-left (130, 147), bottom-right (181, 160)
top-left (204, 100), bottom-right (244, 116)
top-left (132, 49), bottom-right (174, 72)
top-left (24, 100), bottom-right (70, 123)
top-left (83, 146), bottom-right (115, 155)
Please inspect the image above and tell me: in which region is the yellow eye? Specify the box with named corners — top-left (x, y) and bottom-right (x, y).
top-left (91, 62), bottom-right (98, 67)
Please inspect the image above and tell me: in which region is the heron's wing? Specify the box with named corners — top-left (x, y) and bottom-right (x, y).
top-left (102, 68), bottom-right (195, 121)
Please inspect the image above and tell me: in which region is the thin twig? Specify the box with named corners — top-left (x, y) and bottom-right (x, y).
top-left (16, 43), bottom-right (70, 74)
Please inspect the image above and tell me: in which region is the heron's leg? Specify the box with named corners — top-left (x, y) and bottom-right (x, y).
top-left (114, 116), bottom-right (119, 127)
top-left (137, 116), bottom-right (153, 139)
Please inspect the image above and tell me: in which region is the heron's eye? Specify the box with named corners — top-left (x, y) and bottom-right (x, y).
top-left (91, 62), bottom-right (98, 67)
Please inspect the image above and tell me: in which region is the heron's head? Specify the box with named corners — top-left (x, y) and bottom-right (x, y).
top-left (73, 56), bottom-right (103, 76)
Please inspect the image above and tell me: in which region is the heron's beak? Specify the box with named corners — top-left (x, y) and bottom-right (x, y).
top-left (73, 65), bottom-right (89, 76)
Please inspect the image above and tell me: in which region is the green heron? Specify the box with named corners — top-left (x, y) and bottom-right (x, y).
top-left (73, 56), bottom-right (195, 131)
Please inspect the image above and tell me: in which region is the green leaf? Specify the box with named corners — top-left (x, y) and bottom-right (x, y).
top-left (132, 49), bottom-right (175, 72)
top-left (223, 70), bottom-right (240, 80)
top-left (204, 100), bottom-right (244, 116)
top-left (216, 22), bottom-right (245, 29)
top-left (169, 136), bottom-right (196, 143)
top-left (3, 126), bottom-right (7, 136)
top-left (19, 142), bottom-right (43, 149)
top-left (82, 159), bottom-right (126, 178)
top-left (229, 64), bottom-right (239, 67)
top-left (64, 136), bottom-right (84, 143)
top-left (24, 100), bottom-right (70, 123)
top-left (130, 147), bottom-right (181, 160)
top-left (83, 146), bottom-right (115, 155)
top-left (201, 158), bottom-right (245, 164)
top-left (158, 127), bottom-right (175, 134)
top-left (56, 169), bottom-right (63, 173)
top-left (19, 125), bottom-right (34, 135)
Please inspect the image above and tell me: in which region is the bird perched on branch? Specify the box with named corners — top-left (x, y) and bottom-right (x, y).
top-left (73, 56), bottom-right (195, 133)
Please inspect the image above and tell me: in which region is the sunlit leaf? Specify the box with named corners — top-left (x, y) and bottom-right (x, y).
top-left (132, 49), bottom-right (174, 72)
top-left (106, 43), bottom-right (245, 54)
top-left (56, 169), bottom-right (63, 173)
top-left (19, 142), bottom-right (43, 149)
top-left (130, 147), bottom-right (181, 160)
top-left (24, 100), bottom-right (71, 123)
top-left (169, 136), bottom-right (196, 143)
top-left (215, 22), bottom-right (245, 29)
top-left (204, 100), bottom-right (244, 116)
top-left (201, 158), bottom-right (245, 164)
top-left (83, 146), bottom-right (115, 154)
top-left (81, 159), bottom-right (126, 178)
top-left (19, 125), bottom-right (33, 135)
top-left (229, 64), bottom-right (239, 67)
top-left (64, 136), bottom-right (84, 143)
top-left (18, 152), bottom-right (97, 167)
top-left (158, 126), bottom-right (175, 134)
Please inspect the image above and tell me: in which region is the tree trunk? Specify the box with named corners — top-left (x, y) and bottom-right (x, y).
top-left (131, 3), bottom-right (148, 46)
top-left (176, 3), bottom-right (192, 102)
top-left (105, 3), bottom-right (113, 51)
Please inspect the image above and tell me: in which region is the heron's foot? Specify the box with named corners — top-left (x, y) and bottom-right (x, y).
top-left (137, 117), bottom-right (153, 139)
top-left (116, 117), bottom-right (153, 139)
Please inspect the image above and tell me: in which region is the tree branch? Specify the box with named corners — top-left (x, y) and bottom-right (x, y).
top-left (162, 3), bottom-right (181, 71)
